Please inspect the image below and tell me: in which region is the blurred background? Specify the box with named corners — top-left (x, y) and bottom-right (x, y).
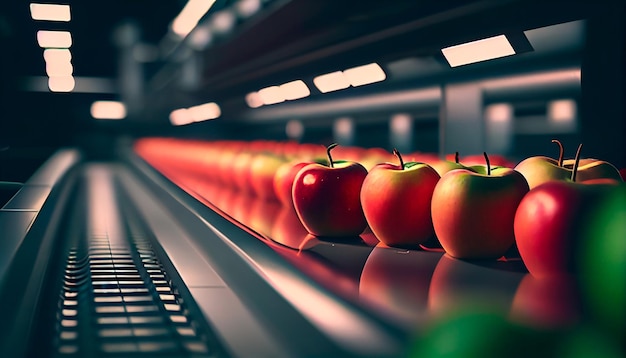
top-left (0, 0), bottom-right (624, 182)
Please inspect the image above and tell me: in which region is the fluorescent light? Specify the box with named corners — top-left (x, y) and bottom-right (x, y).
top-left (313, 71), bottom-right (350, 93)
top-left (37, 30), bottom-right (72, 48)
top-left (245, 92), bottom-right (264, 108)
top-left (188, 102), bottom-right (221, 121)
top-left (258, 86), bottom-right (286, 105)
top-left (343, 63), bottom-right (386, 87)
top-left (46, 61), bottom-right (73, 76)
top-left (171, 0), bottom-right (217, 38)
top-left (442, 35), bottom-right (515, 67)
top-left (90, 101), bottom-right (127, 120)
top-left (169, 102), bottom-right (221, 126)
top-left (280, 80), bottom-right (310, 100)
top-left (43, 48), bottom-right (72, 63)
top-left (48, 76), bottom-right (75, 92)
top-left (30, 3), bottom-right (71, 22)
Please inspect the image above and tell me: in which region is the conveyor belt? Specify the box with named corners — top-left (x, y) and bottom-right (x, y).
top-left (7, 163), bottom-right (227, 358)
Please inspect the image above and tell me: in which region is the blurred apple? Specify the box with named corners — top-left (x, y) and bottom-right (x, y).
top-left (270, 206), bottom-right (320, 250)
top-left (249, 152), bottom-right (287, 201)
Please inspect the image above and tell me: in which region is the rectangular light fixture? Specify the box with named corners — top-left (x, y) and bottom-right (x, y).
top-left (30, 3), bottom-right (71, 22)
top-left (48, 76), bottom-right (75, 92)
top-left (313, 71), bottom-right (350, 94)
top-left (37, 30), bottom-right (72, 48)
top-left (279, 80), bottom-right (310, 101)
top-left (171, 0), bottom-right (217, 38)
top-left (343, 63), bottom-right (386, 87)
top-left (43, 48), bottom-right (72, 63)
top-left (91, 101), bottom-right (127, 120)
top-left (258, 86), bottom-right (286, 105)
top-left (442, 35), bottom-right (515, 67)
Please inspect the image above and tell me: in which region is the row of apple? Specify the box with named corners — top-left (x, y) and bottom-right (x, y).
top-left (134, 138), bottom-right (625, 279)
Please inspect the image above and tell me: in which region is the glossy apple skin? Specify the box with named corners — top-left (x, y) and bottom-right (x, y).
top-left (292, 161), bottom-right (368, 237)
top-left (360, 162), bottom-right (440, 246)
top-left (562, 158), bottom-right (623, 183)
top-left (274, 161), bottom-right (310, 207)
top-left (514, 156), bottom-right (572, 190)
top-left (431, 167), bottom-right (529, 259)
top-left (430, 160), bottom-right (468, 177)
top-left (513, 181), bottom-right (620, 277)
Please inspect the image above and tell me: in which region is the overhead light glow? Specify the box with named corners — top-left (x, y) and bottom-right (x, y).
top-left (30, 3), bottom-right (71, 22)
top-left (258, 86), bottom-right (286, 105)
top-left (188, 102), bottom-right (221, 122)
top-left (171, 0), bottom-right (217, 38)
top-left (46, 61), bottom-right (73, 77)
top-left (48, 76), bottom-right (75, 92)
top-left (280, 80), bottom-right (310, 101)
top-left (211, 10), bottom-right (236, 34)
top-left (343, 63), bottom-right (386, 87)
top-left (313, 71), bottom-right (350, 93)
top-left (548, 99), bottom-right (576, 123)
top-left (90, 101), bottom-right (127, 120)
top-left (235, 0), bottom-right (261, 18)
top-left (37, 30), bottom-right (72, 48)
top-left (43, 48), bottom-right (72, 63)
top-left (442, 35), bottom-right (515, 67)
top-left (245, 92), bottom-right (264, 108)
top-left (169, 102), bottom-right (221, 126)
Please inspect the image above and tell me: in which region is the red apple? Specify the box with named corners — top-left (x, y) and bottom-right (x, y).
top-left (514, 144), bottom-right (622, 277)
top-left (431, 153), bottom-right (529, 259)
top-left (273, 158), bottom-right (326, 207)
top-left (360, 149), bottom-right (440, 246)
top-left (292, 143), bottom-right (368, 237)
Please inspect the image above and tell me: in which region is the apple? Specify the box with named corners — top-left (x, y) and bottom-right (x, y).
top-left (249, 152), bottom-right (287, 201)
top-left (431, 153), bottom-right (529, 259)
top-left (292, 143), bottom-right (368, 237)
top-left (408, 308), bottom-right (556, 358)
top-left (430, 152), bottom-right (470, 177)
top-left (514, 139), bottom-right (574, 190)
top-left (360, 149), bottom-right (440, 246)
top-left (273, 158), bottom-right (327, 207)
top-left (561, 157), bottom-right (623, 183)
top-left (578, 182), bottom-right (625, 340)
top-left (514, 144), bottom-right (623, 277)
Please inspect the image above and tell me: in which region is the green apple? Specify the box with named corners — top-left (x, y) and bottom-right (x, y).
top-left (561, 158), bottom-right (623, 183)
top-left (430, 152), bottom-right (470, 177)
top-left (514, 139), bottom-right (573, 190)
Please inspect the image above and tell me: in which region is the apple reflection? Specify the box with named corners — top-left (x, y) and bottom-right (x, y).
top-left (359, 244), bottom-right (441, 325)
top-left (510, 274), bottom-right (581, 328)
top-left (427, 254), bottom-right (524, 318)
top-left (247, 197), bottom-right (281, 238)
top-left (271, 206), bottom-right (321, 250)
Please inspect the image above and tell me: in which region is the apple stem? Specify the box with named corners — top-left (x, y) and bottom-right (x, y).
top-left (551, 139), bottom-right (564, 167)
top-left (483, 152), bottom-right (491, 176)
top-left (455, 151), bottom-right (459, 164)
top-left (326, 143), bottom-right (338, 168)
top-left (392, 148), bottom-right (405, 170)
top-left (571, 143), bottom-right (583, 182)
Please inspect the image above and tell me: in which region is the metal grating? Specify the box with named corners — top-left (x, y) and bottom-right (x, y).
top-left (53, 217), bottom-right (214, 357)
